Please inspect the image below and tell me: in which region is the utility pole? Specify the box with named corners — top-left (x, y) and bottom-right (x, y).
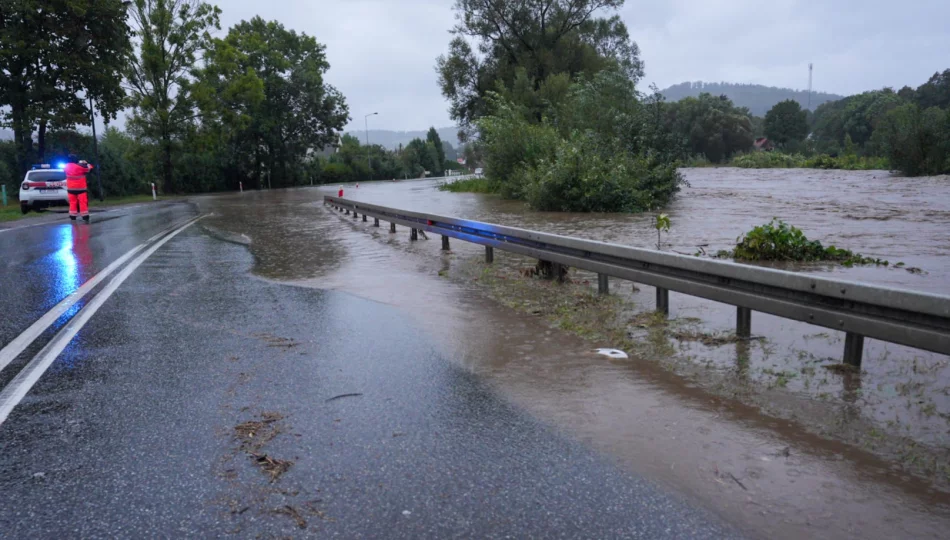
top-left (88, 96), bottom-right (104, 201)
top-left (364, 112), bottom-right (377, 179)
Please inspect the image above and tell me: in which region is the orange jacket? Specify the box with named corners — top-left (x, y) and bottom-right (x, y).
top-left (64, 162), bottom-right (93, 190)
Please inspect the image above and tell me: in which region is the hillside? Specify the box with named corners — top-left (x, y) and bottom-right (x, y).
top-left (660, 82), bottom-right (845, 116)
top-left (343, 126), bottom-right (460, 151)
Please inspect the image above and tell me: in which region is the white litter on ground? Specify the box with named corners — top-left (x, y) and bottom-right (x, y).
top-left (594, 348), bottom-right (629, 359)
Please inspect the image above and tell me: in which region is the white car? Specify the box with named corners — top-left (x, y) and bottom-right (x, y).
top-left (19, 164), bottom-right (68, 214)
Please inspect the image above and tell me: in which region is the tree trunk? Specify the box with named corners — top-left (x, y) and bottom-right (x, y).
top-left (37, 120), bottom-right (48, 162)
top-left (10, 102), bottom-right (34, 177)
top-left (161, 132), bottom-right (174, 194)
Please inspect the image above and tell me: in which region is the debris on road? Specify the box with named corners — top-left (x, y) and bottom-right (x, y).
top-left (326, 392), bottom-right (363, 402)
top-left (594, 348), bottom-right (628, 359)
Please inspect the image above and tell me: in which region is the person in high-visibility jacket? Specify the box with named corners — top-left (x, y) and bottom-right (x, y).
top-left (64, 154), bottom-right (93, 221)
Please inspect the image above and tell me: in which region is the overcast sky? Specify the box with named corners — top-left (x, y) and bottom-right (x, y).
top-left (102, 0), bottom-right (950, 133)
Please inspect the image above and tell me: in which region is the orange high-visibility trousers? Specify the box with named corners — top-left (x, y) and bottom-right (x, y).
top-left (68, 191), bottom-right (89, 217)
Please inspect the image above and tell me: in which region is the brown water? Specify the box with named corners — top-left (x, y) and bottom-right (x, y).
top-left (196, 168), bottom-right (950, 539)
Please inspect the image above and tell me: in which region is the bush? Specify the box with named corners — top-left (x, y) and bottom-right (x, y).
top-left (722, 219), bottom-right (887, 266)
top-left (477, 100), bottom-right (559, 199)
top-left (875, 104), bottom-right (950, 176)
top-left (521, 131), bottom-right (683, 212)
top-left (321, 162), bottom-right (354, 184)
top-left (438, 177), bottom-right (496, 193)
top-left (731, 152), bottom-right (806, 168)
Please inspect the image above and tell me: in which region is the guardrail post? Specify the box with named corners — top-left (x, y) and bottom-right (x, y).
top-left (485, 246), bottom-right (494, 263)
top-left (410, 228), bottom-right (418, 241)
top-left (736, 307), bottom-right (752, 338)
top-left (844, 333), bottom-right (864, 367)
top-left (353, 210), bottom-right (358, 219)
top-left (390, 223), bottom-right (396, 233)
top-left (656, 287), bottom-right (669, 315)
top-left (345, 209), bottom-right (349, 215)
top-left (373, 218), bottom-right (379, 227)
top-left (362, 214), bottom-right (367, 222)
top-left (598, 273), bottom-right (609, 295)
top-left (441, 236), bottom-right (450, 251)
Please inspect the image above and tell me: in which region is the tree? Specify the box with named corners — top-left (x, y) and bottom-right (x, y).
top-left (0, 0), bottom-right (131, 174)
top-left (811, 89), bottom-right (904, 151)
top-left (664, 93), bottom-right (754, 162)
top-left (764, 99), bottom-right (808, 146)
top-left (436, 0), bottom-right (642, 135)
top-left (875, 104), bottom-right (950, 176)
top-left (213, 17), bottom-right (349, 189)
top-left (914, 69), bottom-right (950, 110)
top-left (426, 127), bottom-right (445, 174)
top-left (125, 0), bottom-right (221, 194)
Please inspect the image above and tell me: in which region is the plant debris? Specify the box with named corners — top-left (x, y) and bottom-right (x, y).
top-left (273, 504), bottom-right (307, 529)
top-left (822, 363), bottom-right (860, 374)
top-left (252, 453), bottom-right (293, 482)
top-left (325, 392), bottom-right (363, 402)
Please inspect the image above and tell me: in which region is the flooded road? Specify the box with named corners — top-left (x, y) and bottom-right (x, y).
top-left (197, 168), bottom-right (950, 538)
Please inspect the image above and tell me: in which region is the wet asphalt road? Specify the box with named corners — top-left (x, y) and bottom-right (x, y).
top-left (0, 202), bottom-right (738, 537)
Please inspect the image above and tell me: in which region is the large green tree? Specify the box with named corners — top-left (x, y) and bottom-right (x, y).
top-left (664, 93), bottom-right (754, 162)
top-left (875, 104), bottom-right (950, 176)
top-left (0, 0), bottom-right (131, 174)
top-left (436, 0), bottom-right (642, 136)
top-left (810, 89), bottom-right (904, 151)
top-left (213, 17), bottom-right (349, 189)
top-left (426, 127), bottom-right (445, 174)
top-left (764, 99), bottom-right (809, 146)
top-left (125, 0), bottom-right (221, 193)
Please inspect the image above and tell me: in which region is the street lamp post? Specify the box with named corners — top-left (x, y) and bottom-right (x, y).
top-left (88, 96), bottom-right (104, 201)
top-left (364, 112), bottom-right (377, 179)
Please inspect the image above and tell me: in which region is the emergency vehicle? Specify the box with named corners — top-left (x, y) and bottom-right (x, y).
top-left (18, 164), bottom-right (68, 214)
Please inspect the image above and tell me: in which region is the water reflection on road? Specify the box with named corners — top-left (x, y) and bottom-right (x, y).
top-left (197, 168), bottom-right (950, 539)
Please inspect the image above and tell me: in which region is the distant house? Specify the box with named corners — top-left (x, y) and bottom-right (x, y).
top-left (753, 137), bottom-right (774, 151)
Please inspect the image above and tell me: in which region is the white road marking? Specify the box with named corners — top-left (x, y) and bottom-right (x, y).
top-left (0, 215), bottom-right (203, 426)
top-left (0, 219), bottom-right (192, 375)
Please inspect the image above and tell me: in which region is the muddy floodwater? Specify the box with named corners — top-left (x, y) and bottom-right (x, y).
top-left (197, 168), bottom-right (950, 539)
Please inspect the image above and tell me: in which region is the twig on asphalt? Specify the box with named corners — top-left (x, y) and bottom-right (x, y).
top-left (728, 472), bottom-right (748, 491)
top-left (325, 392), bottom-right (363, 402)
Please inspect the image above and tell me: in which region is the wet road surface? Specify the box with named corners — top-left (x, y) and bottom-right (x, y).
top-left (195, 176), bottom-right (950, 538)
top-left (0, 203), bottom-right (738, 536)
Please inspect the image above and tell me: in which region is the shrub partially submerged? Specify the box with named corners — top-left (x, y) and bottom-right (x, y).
top-left (719, 219), bottom-right (888, 266)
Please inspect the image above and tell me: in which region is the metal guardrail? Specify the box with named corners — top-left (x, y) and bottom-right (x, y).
top-left (324, 195), bottom-right (950, 366)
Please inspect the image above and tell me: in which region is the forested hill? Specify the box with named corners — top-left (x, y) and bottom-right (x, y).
top-left (660, 82), bottom-right (845, 116)
top-left (343, 127), bottom-right (460, 150)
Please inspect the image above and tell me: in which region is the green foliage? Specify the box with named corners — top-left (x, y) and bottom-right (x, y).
top-left (874, 104), bottom-right (950, 176)
top-left (436, 0), bottom-right (641, 136)
top-left (810, 89), bottom-right (905, 151)
top-left (764, 100), bottom-right (809, 146)
top-left (439, 177), bottom-right (496, 193)
top-left (521, 131), bottom-right (681, 212)
top-left (663, 93), bottom-right (754, 162)
top-left (732, 152), bottom-right (806, 168)
top-left (731, 151), bottom-right (889, 170)
top-left (126, 0), bottom-right (222, 193)
top-left (477, 99), bottom-right (561, 199)
top-left (0, 0), bottom-right (132, 174)
top-left (654, 213), bottom-right (670, 249)
top-left (724, 219), bottom-right (887, 266)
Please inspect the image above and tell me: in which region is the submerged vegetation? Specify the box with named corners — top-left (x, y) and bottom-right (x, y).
top-left (719, 219), bottom-right (889, 266)
top-left (731, 151), bottom-right (890, 170)
top-left (439, 177), bottom-right (496, 194)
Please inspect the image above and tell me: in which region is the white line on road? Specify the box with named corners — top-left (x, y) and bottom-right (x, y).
top-left (0, 219), bottom-right (192, 375)
top-left (0, 215), bottom-right (204, 427)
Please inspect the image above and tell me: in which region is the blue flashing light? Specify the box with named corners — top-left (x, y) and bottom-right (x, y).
top-left (55, 162), bottom-right (66, 169)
